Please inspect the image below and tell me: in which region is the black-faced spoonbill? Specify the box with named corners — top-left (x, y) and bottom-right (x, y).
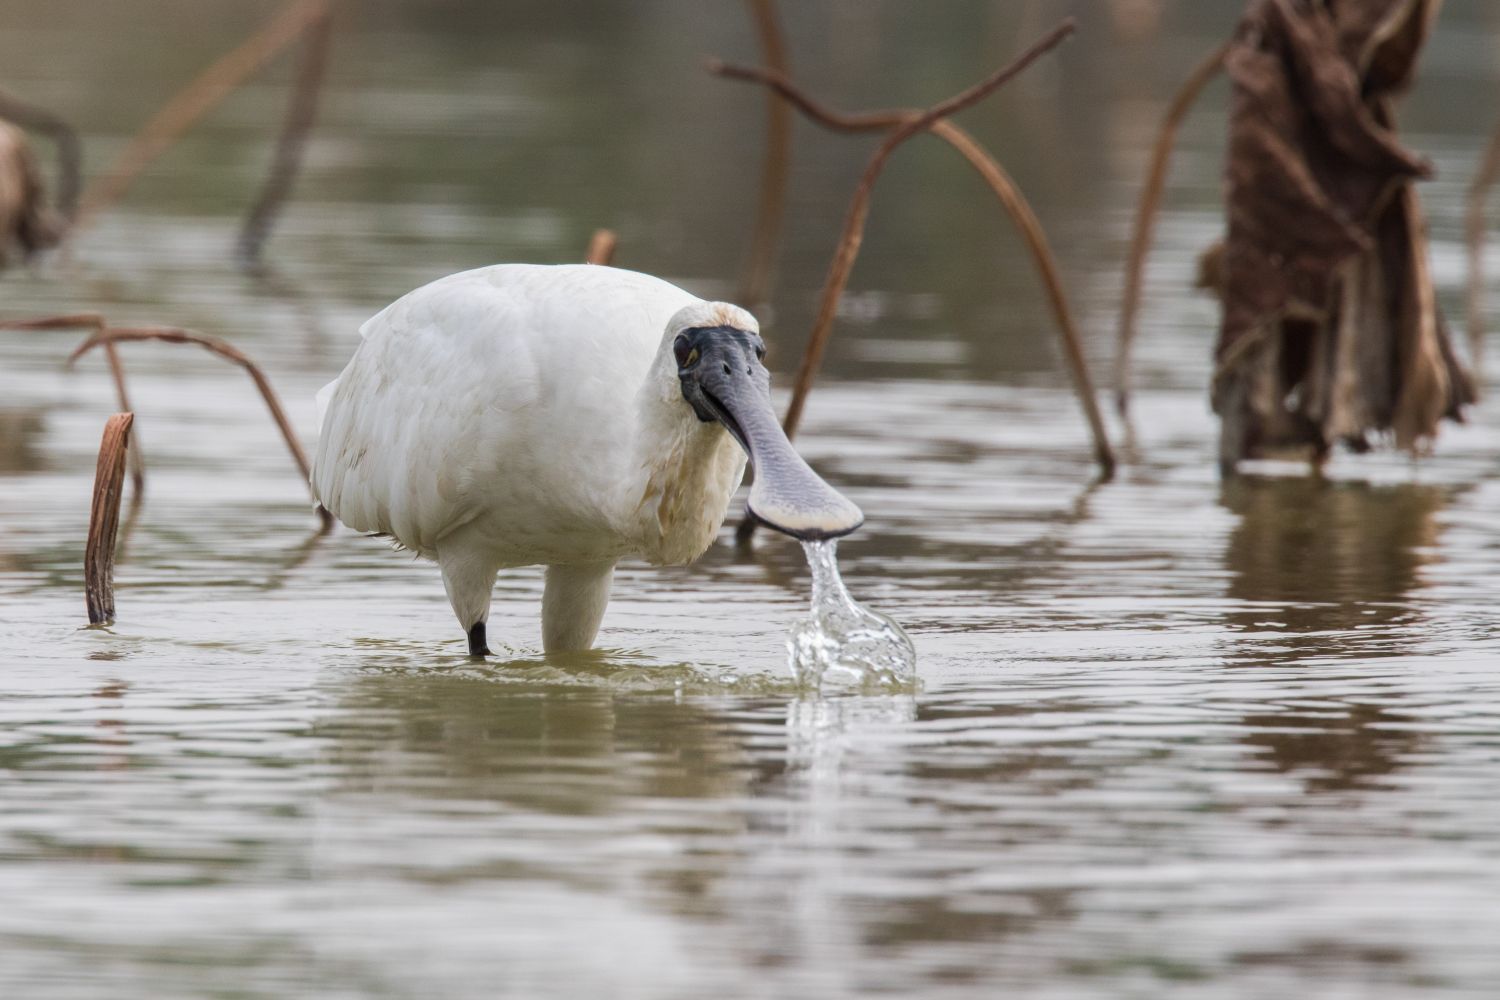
top-left (312, 264), bottom-right (863, 656)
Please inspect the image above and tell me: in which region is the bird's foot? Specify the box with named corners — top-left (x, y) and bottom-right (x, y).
top-left (467, 622), bottom-right (491, 658)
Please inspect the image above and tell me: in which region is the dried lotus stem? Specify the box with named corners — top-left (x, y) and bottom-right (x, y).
top-left (85, 413), bottom-right (134, 624)
top-left (585, 228), bottom-right (618, 265)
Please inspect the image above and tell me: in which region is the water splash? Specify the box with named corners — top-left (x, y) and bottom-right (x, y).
top-left (788, 539), bottom-right (917, 689)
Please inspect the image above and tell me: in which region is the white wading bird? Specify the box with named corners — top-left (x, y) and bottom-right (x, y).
top-left (312, 264), bottom-right (863, 656)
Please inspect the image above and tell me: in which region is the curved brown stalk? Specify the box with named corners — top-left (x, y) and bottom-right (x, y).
top-left (736, 0), bottom-right (793, 310)
top-left (0, 87), bottom-right (83, 221)
top-left (584, 228), bottom-right (617, 265)
top-left (928, 121), bottom-right (1114, 477)
top-left (86, 413), bottom-right (134, 624)
top-left (781, 18), bottom-right (1077, 441)
top-left (0, 313), bottom-right (143, 492)
top-left (70, 0), bottom-right (330, 238)
top-left (1465, 115), bottom-right (1500, 381)
top-left (68, 325), bottom-right (332, 527)
top-left (1113, 41), bottom-right (1228, 417)
top-left (237, 2), bottom-right (335, 269)
top-left (710, 58), bottom-right (1113, 480)
top-left (707, 60), bottom-right (915, 134)
top-left (712, 21), bottom-right (1095, 542)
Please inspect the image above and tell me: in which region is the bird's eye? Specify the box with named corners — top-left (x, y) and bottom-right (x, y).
top-left (674, 336), bottom-right (695, 368)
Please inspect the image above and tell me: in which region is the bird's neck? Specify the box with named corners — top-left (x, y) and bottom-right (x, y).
top-left (624, 362), bottom-right (747, 566)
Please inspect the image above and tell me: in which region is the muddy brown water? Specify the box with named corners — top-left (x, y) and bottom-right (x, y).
top-left (3, 2), bottom-right (1500, 997)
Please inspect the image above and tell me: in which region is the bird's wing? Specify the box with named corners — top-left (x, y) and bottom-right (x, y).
top-left (312, 272), bottom-right (539, 554)
top-left (310, 264), bottom-right (697, 557)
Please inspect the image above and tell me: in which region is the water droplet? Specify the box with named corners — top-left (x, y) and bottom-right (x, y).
top-left (787, 539), bottom-right (916, 690)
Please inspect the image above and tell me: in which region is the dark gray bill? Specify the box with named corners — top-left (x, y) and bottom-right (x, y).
top-left (680, 328), bottom-right (863, 541)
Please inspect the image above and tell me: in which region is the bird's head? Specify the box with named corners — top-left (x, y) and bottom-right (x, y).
top-left (665, 302), bottom-right (863, 541)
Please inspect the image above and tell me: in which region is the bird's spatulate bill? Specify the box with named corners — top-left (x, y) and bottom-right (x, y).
top-left (743, 427), bottom-right (864, 540)
top-left (696, 355), bottom-right (863, 541)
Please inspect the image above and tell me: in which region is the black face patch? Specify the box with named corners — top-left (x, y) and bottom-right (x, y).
top-left (673, 326), bottom-right (766, 374)
top-left (675, 325), bottom-right (769, 425)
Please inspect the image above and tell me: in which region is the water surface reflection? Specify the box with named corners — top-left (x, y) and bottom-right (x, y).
top-left (1221, 477), bottom-right (1454, 647)
top-left (3, 0), bottom-right (1500, 997)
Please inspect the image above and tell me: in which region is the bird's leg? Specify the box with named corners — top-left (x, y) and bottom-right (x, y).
top-left (542, 561), bottom-right (616, 653)
top-left (438, 540), bottom-right (500, 658)
top-left (467, 621), bottom-right (490, 658)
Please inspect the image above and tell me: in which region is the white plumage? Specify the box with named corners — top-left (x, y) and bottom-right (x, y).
top-left (312, 263), bottom-right (860, 655)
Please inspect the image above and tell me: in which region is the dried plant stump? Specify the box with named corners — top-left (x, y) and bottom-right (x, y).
top-left (1111, 0), bottom-right (1470, 469)
top-left (86, 413), bottom-right (134, 624)
top-left (1209, 0), bottom-right (1469, 468)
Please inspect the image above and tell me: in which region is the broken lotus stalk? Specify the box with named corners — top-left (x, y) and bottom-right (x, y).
top-left (86, 413), bottom-right (134, 625)
top-left (584, 228), bottom-right (617, 265)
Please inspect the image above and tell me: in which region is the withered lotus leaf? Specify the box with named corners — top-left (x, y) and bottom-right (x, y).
top-left (1212, 0), bottom-right (1473, 467)
top-left (0, 120), bottom-right (61, 269)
